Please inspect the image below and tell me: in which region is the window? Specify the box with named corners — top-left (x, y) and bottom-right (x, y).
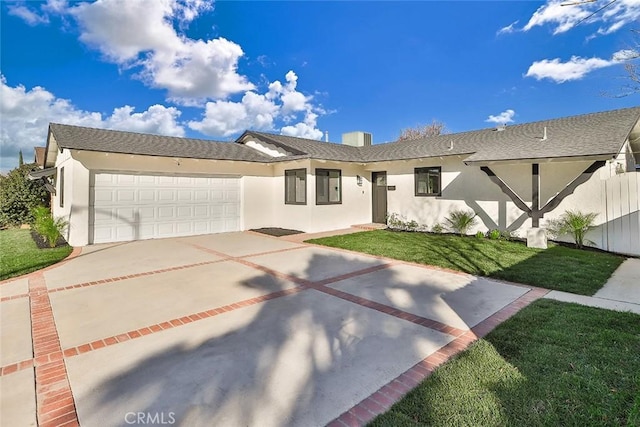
top-left (59, 167), bottom-right (65, 208)
top-left (415, 167), bottom-right (441, 196)
top-left (285, 169), bottom-right (306, 205)
top-left (316, 169), bottom-right (342, 204)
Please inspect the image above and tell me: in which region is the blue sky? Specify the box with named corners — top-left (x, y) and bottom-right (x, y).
top-left (1, 0), bottom-right (639, 171)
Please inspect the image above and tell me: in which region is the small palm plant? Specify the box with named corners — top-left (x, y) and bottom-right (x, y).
top-left (445, 209), bottom-right (477, 236)
top-left (31, 206), bottom-right (68, 248)
top-left (546, 210), bottom-right (598, 249)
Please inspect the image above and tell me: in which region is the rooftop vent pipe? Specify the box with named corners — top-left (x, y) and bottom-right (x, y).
top-left (541, 127), bottom-right (548, 141)
top-left (324, 131), bottom-right (329, 142)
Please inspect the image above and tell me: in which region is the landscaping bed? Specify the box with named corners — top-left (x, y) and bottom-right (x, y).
top-left (0, 229), bottom-right (72, 280)
top-left (369, 299), bottom-right (640, 427)
top-left (307, 229), bottom-right (624, 295)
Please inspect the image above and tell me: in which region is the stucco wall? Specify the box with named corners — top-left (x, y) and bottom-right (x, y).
top-left (52, 149), bottom-right (91, 246)
top-left (268, 160), bottom-right (372, 233)
top-left (381, 155), bottom-right (639, 254)
top-left (381, 157), bottom-right (525, 235)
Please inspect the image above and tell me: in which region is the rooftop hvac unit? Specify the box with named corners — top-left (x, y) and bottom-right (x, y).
top-left (342, 131), bottom-right (372, 147)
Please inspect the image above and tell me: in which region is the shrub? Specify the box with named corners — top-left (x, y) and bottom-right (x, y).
top-left (488, 229), bottom-right (502, 240)
top-left (0, 163), bottom-right (50, 227)
top-left (431, 223), bottom-right (444, 233)
top-left (475, 231), bottom-right (485, 239)
top-left (31, 206), bottom-right (68, 248)
top-left (546, 210), bottom-right (598, 249)
top-left (445, 209), bottom-right (477, 236)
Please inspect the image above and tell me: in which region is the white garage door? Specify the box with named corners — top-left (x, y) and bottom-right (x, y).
top-left (91, 173), bottom-right (241, 244)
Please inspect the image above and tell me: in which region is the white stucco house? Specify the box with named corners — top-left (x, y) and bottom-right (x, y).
top-left (33, 107), bottom-right (640, 255)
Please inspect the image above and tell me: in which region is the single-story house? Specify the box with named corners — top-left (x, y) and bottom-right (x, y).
top-left (34, 106), bottom-right (640, 255)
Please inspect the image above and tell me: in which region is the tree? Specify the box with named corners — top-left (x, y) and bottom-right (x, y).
top-left (18, 150), bottom-right (24, 167)
top-left (0, 163), bottom-right (50, 227)
top-left (398, 120), bottom-right (447, 141)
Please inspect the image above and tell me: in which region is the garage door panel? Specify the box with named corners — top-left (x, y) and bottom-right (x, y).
top-left (116, 175), bottom-right (136, 184)
top-left (194, 221), bottom-right (209, 233)
top-left (178, 190), bottom-right (192, 201)
top-left (176, 206), bottom-right (192, 218)
top-left (92, 173), bottom-right (241, 243)
top-left (194, 205), bottom-right (208, 217)
top-left (138, 207), bottom-right (155, 220)
top-left (176, 222), bottom-right (192, 234)
top-left (158, 190), bottom-right (176, 202)
top-left (94, 208), bottom-right (114, 222)
top-left (116, 207), bottom-right (136, 221)
top-left (139, 190), bottom-right (155, 202)
top-left (210, 189), bottom-right (223, 201)
top-left (139, 175), bottom-right (155, 184)
top-left (116, 190), bottom-right (136, 203)
top-left (93, 189), bottom-right (114, 205)
top-left (158, 206), bottom-right (175, 218)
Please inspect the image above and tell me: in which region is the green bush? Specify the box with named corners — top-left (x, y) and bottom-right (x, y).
top-left (445, 209), bottom-right (477, 236)
top-left (431, 223), bottom-right (444, 233)
top-left (0, 163), bottom-right (50, 227)
top-left (546, 210), bottom-right (598, 249)
top-left (475, 231), bottom-right (485, 239)
top-left (30, 206), bottom-right (68, 248)
top-left (488, 229), bottom-right (502, 240)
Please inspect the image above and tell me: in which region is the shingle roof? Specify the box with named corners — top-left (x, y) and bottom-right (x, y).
top-left (462, 107), bottom-right (640, 163)
top-left (48, 123), bottom-right (273, 163)
top-left (240, 131), bottom-right (363, 162)
top-left (47, 107), bottom-right (640, 166)
top-left (242, 107), bottom-right (640, 164)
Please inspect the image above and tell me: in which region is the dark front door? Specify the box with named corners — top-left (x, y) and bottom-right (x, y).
top-left (372, 171), bottom-right (387, 224)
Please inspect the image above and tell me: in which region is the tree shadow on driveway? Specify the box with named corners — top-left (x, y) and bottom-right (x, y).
top-left (70, 251), bottom-right (491, 427)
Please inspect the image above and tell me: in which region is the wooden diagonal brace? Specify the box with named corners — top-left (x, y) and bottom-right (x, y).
top-left (539, 160), bottom-right (606, 215)
top-left (480, 166), bottom-right (531, 214)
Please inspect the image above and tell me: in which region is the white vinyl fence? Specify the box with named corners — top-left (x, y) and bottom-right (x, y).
top-left (601, 172), bottom-right (640, 256)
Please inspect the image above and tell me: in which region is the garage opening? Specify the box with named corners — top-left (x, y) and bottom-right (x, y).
top-left (90, 173), bottom-right (241, 244)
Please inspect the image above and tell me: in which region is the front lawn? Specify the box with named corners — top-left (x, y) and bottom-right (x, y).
top-left (0, 229), bottom-right (72, 280)
top-left (307, 230), bottom-right (623, 295)
top-left (370, 299), bottom-right (640, 427)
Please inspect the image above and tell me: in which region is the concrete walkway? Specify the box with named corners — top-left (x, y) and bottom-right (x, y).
top-left (0, 231), bottom-right (546, 427)
top-left (545, 257), bottom-right (640, 315)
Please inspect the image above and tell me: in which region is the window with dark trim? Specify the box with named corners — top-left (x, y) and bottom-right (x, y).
top-left (285, 168), bottom-right (307, 205)
top-left (415, 167), bottom-right (441, 196)
top-left (59, 167), bottom-right (65, 208)
top-left (316, 169), bottom-right (342, 204)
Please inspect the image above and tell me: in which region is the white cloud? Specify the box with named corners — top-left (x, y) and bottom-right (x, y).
top-left (281, 111), bottom-right (323, 140)
top-left (497, 20), bottom-right (519, 36)
top-left (18, 0), bottom-right (253, 105)
top-left (486, 109), bottom-right (515, 124)
top-left (522, 0), bottom-right (640, 36)
top-left (189, 70), bottom-right (325, 139)
top-left (188, 92), bottom-right (279, 137)
top-left (8, 4), bottom-right (49, 25)
top-left (0, 76), bottom-right (184, 172)
top-left (525, 50), bottom-right (627, 83)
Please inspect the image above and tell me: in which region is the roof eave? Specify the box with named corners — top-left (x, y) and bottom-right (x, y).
top-left (464, 153), bottom-right (616, 166)
top-left (43, 126), bottom-right (59, 168)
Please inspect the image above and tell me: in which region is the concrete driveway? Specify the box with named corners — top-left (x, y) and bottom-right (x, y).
top-left (0, 231), bottom-right (545, 427)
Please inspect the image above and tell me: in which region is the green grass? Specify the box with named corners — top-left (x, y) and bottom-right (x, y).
top-left (307, 230), bottom-right (624, 295)
top-left (370, 299), bottom-right (640, 427)
top-left (0, 229), bottom-right (72, 280)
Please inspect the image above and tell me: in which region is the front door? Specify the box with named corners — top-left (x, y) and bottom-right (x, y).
top-left (372, 172), bottom-right (387, 224)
